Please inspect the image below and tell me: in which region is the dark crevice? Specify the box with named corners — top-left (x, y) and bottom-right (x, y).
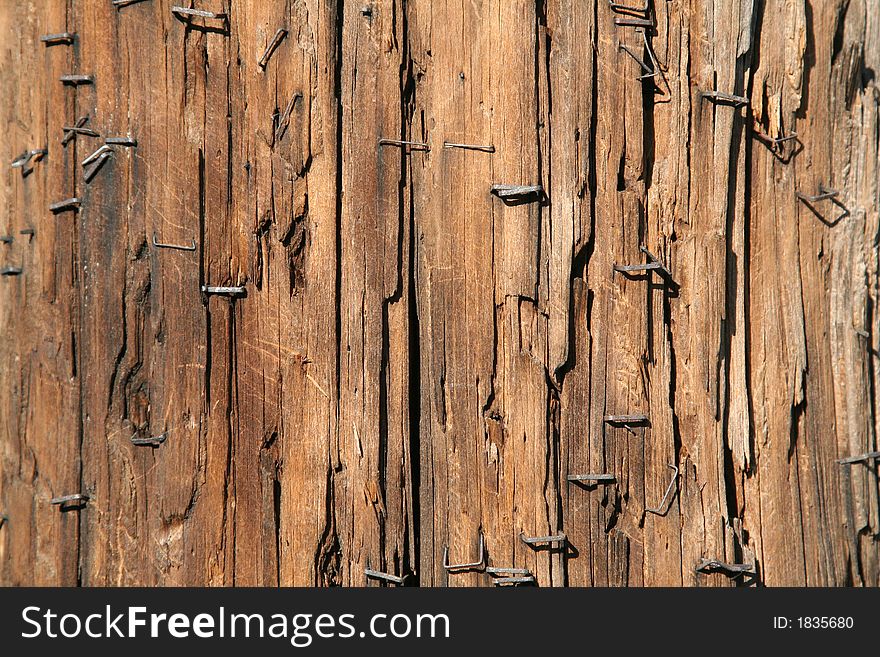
top-left (400, 0), bottom-right (421, 585)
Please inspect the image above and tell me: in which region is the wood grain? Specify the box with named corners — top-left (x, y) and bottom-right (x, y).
top-left (1, 0), bottom-right (877, 587)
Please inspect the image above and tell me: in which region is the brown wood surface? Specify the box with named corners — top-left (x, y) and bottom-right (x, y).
top-left (1, 0), bottom-right (878, 587)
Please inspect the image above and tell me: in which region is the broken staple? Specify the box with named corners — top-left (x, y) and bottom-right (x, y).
top-left (49, 198), bottom-right (81, 214)
top-left (0, 235), bottom-right (13, 244)
top-left (379, 138), bottom-right (429, 151)
top-left (40, 32), bottom-right (75, 46)
top-left (258, 28), bottom-right (288, 69)
top-left (1, 267), bottom-right (23, 276)
top-left (112, 0), bottom-right (151, 7)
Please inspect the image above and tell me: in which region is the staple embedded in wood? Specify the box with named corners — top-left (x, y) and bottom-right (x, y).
top-left (20, 228), bottom-right (35, 237)
top-left (695, 559), bottom-right (755, 576)
top-left (490, 184), bottom-right (545, 203)
top-left (112, 0), bottom-right (151, 7)
top-left (82, 145), bottom-right (113, 167)
top-left (567, 473), bottom-right (616, 484)
top-left (0, 513), bottom-right (7, 529)
top-left (519, 532), bottom-right (567, 546)
top-left (1, 266), bottom-right (23, 276)
top-left (62, 116), bottom-right (94, 145)
top-left (105, 136), bottom-right (138, 147)
top-left (486, 567), bottom-right (531, 576)
top-left (618, 42), bottom-right (656, 79)
top-left (49, 198), bottom-right (81, 214)
top-left (443, 141), bottom-right (495, 153)
top-left (609, 0), bottom-right (650, 13)
top-left (258, 28), bottom-right (288, 69)
top-left (60, 74), bottom-right (94, 85)
top-left (700, 90), bottom-right (749, 107)
top-left (11, 149), bottom-right (47, 169)
top-left (63, 126), bottom-right (100, 139)
top-left (83, 151), bottom-right (112, 183)
top-left (613, 261), bottom-right (664, 273)
top-left (0, 235), bottom-right (13, 244)
top-left (752, 128), bottom-right (798, 150)
top-left (379, 138), bottom-right (430, 151)
top-left (615, 246), bottom-right (673, 281)
top-left (273, 92), bottom-right (302, 143)
top-left (796, 186), bottom-right (839, 203)
top-left (836, 450), bottom-right (880, 465)
top-left (202, 285), bottom-right (247, 297)
top-left (604, 414), bottom-right (649, 425)
top-left (493, 576), bottom-right (536, 586)
top-left (171, 6), bottom-right (227, 20)
top-left (443, 533), bottom-right (485, 572)
top-left (153, 233), bottom-right (197, 251)
top-left (50, 493), bottom-right (90, 509)
top-left (645, 464), bottom-right (679, 516)
top-left (130, 433), bottom-right (167, 447)
top-left (364, 567), bottom-right (406, 585)
top-left (614, 17), bottom-right (654, 28)
top-left (40, 32), bottom-right (75, 45)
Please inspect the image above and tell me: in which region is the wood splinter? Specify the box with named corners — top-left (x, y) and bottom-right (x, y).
top-left (379, 138), bottom-right (429, 152)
